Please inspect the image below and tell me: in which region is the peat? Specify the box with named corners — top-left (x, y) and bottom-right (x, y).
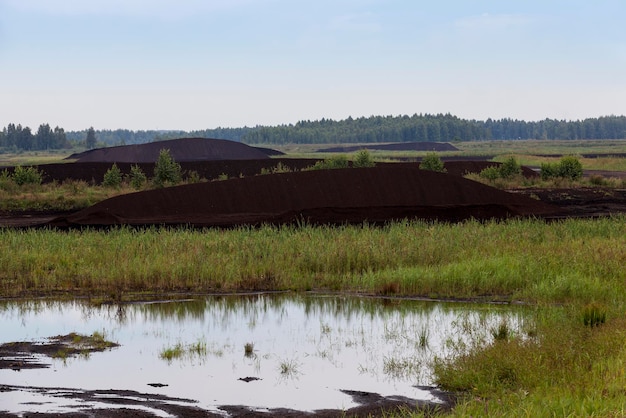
top-left (46, 165), bottom-right (563, 228)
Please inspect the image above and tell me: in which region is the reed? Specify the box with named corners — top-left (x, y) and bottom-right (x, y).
top-left (2, 217), bottom-right (626, 308)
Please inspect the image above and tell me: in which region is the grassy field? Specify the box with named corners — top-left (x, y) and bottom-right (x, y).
top-left (273, 139), bottom-right (626, 160)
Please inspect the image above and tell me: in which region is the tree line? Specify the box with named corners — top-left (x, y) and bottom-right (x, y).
top-left (0, 123), bottom-right (70, 151)
top-left (2, 114), bottom-right (626, 150)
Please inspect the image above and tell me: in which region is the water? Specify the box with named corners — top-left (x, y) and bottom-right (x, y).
top-left (0, 294), bottom-right (530, 414)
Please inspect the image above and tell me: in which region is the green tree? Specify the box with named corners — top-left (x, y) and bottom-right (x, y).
top-left (153, 149), bottom-right (182, 187)
top-left (85, 127), bottom-right (97, 149)
top-left (419, 153), bottom-right (446, 172)
top-left (352, 149), bottom-right (376, 168)
top-left (102, 163), bottom-right (123, 188)
top-left (129, 164), bottom-right (147, 190)
top-left (498, 156), bottom-right (522, 179)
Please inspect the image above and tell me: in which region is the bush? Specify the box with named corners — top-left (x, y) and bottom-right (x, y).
top-left (540, 162), bottom-right (559, 181)
top-left (102, 163), bottom-right (123, 188)
top-left (186, 170), bottom-right (202, 183)
top-left (310, 155), bottom-right (349, 170)
top-left (499, 156), bottom-right (522, 179)
top-left (479, 166), bottom-right (501, 181)
top-left (353, 149), bottom-right (375, 168)
top-left (153, 149), bottom-right (182, 187)
top-left (12, 165), bottom-right (43, 186)
top-left (128, 164), bottom-right (147, 190)
top-left (419, 153), bottom-right (446, 173)
top-left (479, 157), bottom-right (521, 181)
top-left (0, 169), bottom-right (17, 192)
top-left (557, 156), bottom-right (583, 181)
top-left (541, 156), bottom-right (583, 181)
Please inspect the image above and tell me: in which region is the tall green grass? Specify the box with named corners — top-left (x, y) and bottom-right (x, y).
top-left (1, 217), bottom-right (625, 308)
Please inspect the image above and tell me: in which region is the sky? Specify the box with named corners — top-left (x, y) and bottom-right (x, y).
top-left (1, 0), bottom-right (625, 131)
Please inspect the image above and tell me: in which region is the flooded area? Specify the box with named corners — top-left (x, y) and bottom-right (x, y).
top-left (0, 294), bottom-right (532, 415)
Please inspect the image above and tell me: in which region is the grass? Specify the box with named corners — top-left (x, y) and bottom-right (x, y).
top-left (159, 340), bottom-right (208, 362)
top-left (2, 217), bottom-right (626, 306)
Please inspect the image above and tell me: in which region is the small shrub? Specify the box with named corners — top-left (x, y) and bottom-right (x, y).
top-left (499, 156), bottom-right (522, 179)
top-left (186, 170), bottom-right (202, 183)
top-left (12, 165), bottom-right (43, 186)
top-left (353, 149), bottom-right (375, 168)
top-left (558, 156), bottom-right (583, 181)
top-left (128, 164), bottom-right (147, 190)
top-left (0, 169), bottom-right (17, 192)
top-left (153, 149), bottom-right (181, 187)
top-left (541, 156), bottom-right (583, 181)
top-left (419, 153), bottom-right (446, 173)
top-left (540, 162), bottom-right (559, 181)
top-left (102, 163), bottom-right (123, 188)
top-left (310, 155), bottom-right (349, 170)
top-left (479, 166), bottom-right (501, 181)
top-left (588, 174), bottom-right (607, 186)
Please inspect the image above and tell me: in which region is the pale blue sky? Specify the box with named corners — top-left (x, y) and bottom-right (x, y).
top-left (1, 0), bottom-right (625, 131)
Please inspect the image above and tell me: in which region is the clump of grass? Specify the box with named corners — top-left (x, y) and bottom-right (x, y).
top-left (244, 342), bottom-right (255, 357)
top-left (490, 321), bottom-right (511, 341)
top-left (417, 326), bottom-right (429, 350)
top-left (159, 339), bottom-right (207, 362)
top-left (160, 343), bottom-right (184, 361)
top-left (582, 303), bottom-right (606, 328)
top-left (278, 358), bottom-right (301, 377)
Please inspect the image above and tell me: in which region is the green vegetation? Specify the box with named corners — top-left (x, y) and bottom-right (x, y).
top-left (352, 149), bottom-right (376, 168)
top-left (102, 163), bottom-right (123, 188)
top-left (308, 154), bottom-right (349, 170)
top-left (8, 165), bottom-right (43, 186)
top-left (419, 152), bottom-right (446, 172)
top-left (129, 164), bottom-right (147, 190)
top-left (1, 217), bottom-right (624, 306)
top-left (153, 149), bottom-right (182, 187)
top-left (479, 156), bottom-right (522, 182)
top-left (159, 340), bottom-right (208, 362)
top-left (541, 155), bottom-right (584, 181)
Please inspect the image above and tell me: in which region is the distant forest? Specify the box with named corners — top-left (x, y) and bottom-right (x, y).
top-left (2, 114), bottom-right (626, 151)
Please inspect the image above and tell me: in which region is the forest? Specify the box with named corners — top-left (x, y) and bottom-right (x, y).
top-left (2, 114), bottom-right (626, 151)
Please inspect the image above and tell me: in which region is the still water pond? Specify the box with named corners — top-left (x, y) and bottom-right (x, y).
top-left (0, 294), bottom-right (530, 414)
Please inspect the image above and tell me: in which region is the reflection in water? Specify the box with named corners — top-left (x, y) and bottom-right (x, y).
top-left (0, 294), bottom-right (531, 414)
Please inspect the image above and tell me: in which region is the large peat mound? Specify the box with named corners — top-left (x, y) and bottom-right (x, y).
top-left (47, 165), bottom-right (563, 228)
top-left (68, 137), bottom-right (270, 163)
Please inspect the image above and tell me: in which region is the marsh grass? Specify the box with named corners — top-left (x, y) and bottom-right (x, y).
top-left (2, 217), bottom-right (626, 307)
top-left (244, 342), bottom-right (255, 357)
top-left (429, 310), bottom-right (626, 417)
top-left (159, 340), bottom-right (208, 362)
top-left (278, 358), bottom-right (301, 377)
